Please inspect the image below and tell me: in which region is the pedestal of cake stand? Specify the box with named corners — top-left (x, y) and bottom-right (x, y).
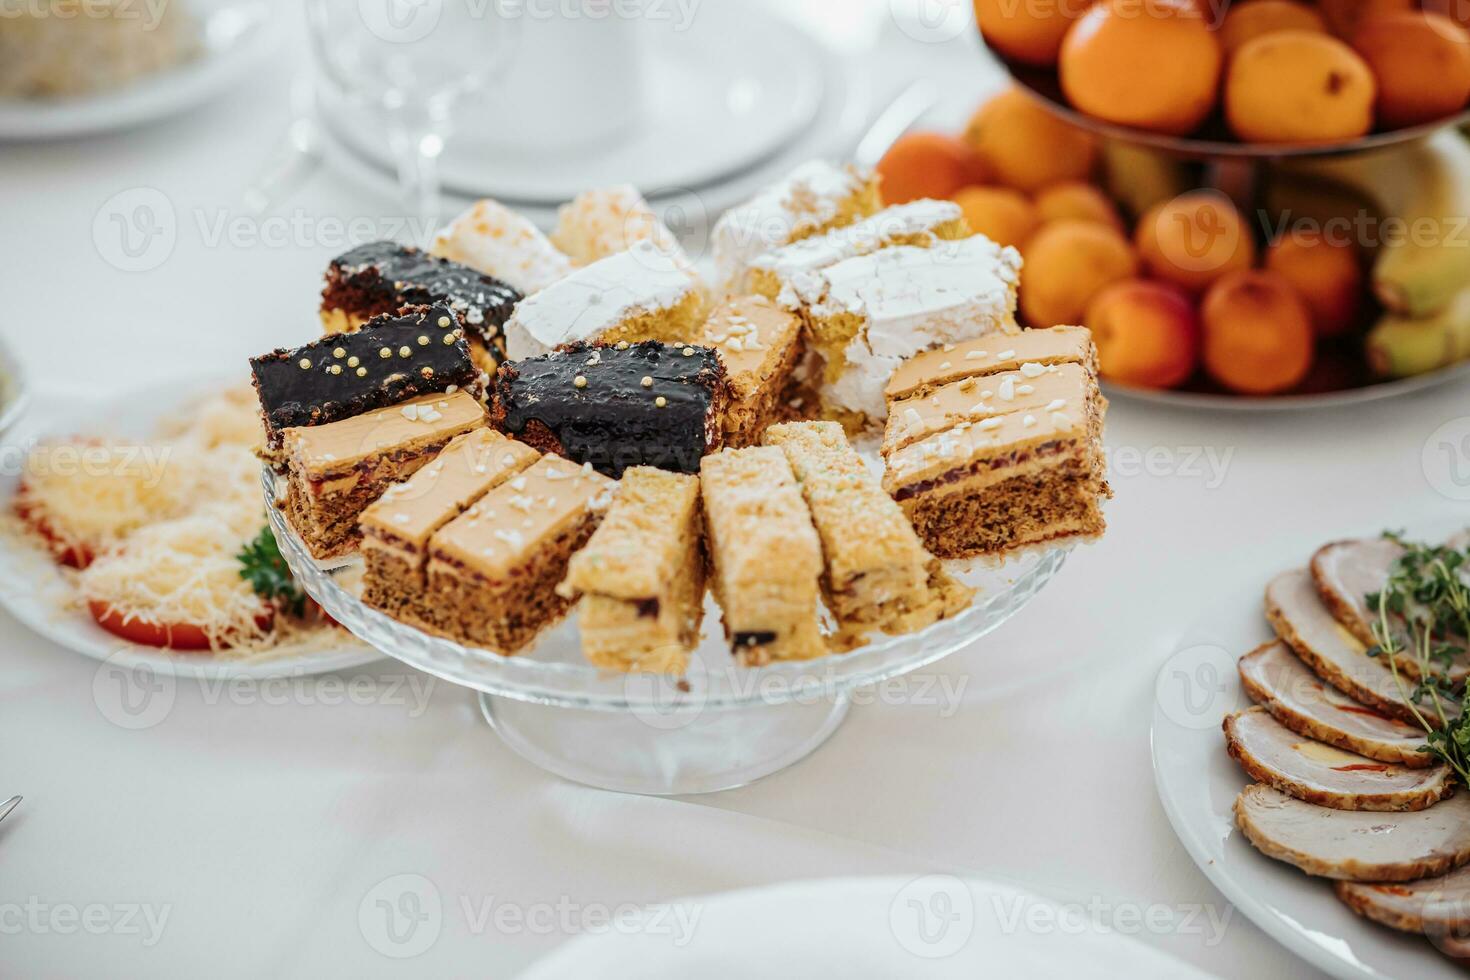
top-left (479, 692), bottom-right (851, 796)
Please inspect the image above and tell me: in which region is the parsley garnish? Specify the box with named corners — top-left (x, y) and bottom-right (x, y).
top-left (237, 526), bottom-right (306, 617)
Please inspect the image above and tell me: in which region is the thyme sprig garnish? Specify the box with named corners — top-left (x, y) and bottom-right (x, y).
top-left (1365, 530), bottom-right (1470, 784)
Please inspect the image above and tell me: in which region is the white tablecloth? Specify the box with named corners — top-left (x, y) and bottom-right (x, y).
top-left (3, 4), bottom-right (1463, 977)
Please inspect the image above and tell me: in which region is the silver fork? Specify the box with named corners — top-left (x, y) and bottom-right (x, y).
top-left (0, 796), bottom-right (20, 825)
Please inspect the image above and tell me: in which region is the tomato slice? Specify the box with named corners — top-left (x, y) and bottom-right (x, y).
top-left (15, 496), bottom-right (93, 568)
top-left (87, 602), bottom-right (275, 652)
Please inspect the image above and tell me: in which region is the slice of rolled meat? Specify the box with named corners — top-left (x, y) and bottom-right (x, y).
top-left (1265, 568), bottom-right (1449, 726)
top-left (1336, 864), bottom-right (1470, 935)
top-left (1224, 707), bottom-right (1452, 811)
top-left (1311, 539), bottom-right (1470, 685)
top-left (1238, 642), bottom-right (1435, 768)
top-left (1234, 784), bottom-right (1470, 882)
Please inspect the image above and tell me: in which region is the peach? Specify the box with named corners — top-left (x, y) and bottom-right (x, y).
top-left (1034, 181), bottom-right (1125, 232)
top-left (1086, 278), bottom-right (1200, 388)
top-left (1201, 269), bottom-right (1315, 394)
top-left (1225, 31), bottom-right (1376, 143)
top-left (973, 0), bottom-right (1091, 67)
top-left (1264, 229), bottom-right (1363, 337)
top-left (1059, 0), bottom-right (1223, 135)
top-left (964, 88), bottom-right (1097, 193)
top-left (1319, 0), bottom-right (1414, 38)
top-left (1020, 219), bottom-right (1139, 327)
top-left (876, 132), bottom-right (989, 205)
top-left (953, 186), bottom-right (1039, 248)
top-left (1135, 191), bottom-right (1256, 294)
top-left (1351, 11), bottom-right (1470, 130)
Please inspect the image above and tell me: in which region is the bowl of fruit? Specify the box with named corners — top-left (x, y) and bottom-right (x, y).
top-left (872, 2), bottom-right (1470, 406)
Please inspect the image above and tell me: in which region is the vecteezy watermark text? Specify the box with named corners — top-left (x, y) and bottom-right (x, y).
top-left (0, 898), bottom-right (171, 947)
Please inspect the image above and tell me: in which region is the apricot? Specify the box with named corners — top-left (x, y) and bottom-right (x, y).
top-left (1352, 12), bottom-right (1470, 130)
top-left (963, 88), bottom-right (1097, 193)
top-left (1264, 229), bottom-right (1362, 337)
top-left (1217, 0), bottom-right (1326, 56)
top-left (1425, 0), bottom-right (1470, 34)
top-left (1020, 219), bottom-right (1139, 327)
top-left (876, 132), bottom-right (988, 205)
top-left (1201, 269), bottom-right (1315, 394)
top-left (1086, 278), bottom-right (1200, 388)
top-left (1135, 191), bottom-right (1255, 294)
top-left (953, 186), bottom-right (1039, 248)
top-left (1034, 181), bottom-right (1125, 232)
top-left (1059, 0), bottom-right (1223, 135)
top-left (1319, 0), bottom-right (1414, 38)
top-left (973, 0), bottom-right (1090, 67)
top-left (1225, 31), bottom-right (1376, 143)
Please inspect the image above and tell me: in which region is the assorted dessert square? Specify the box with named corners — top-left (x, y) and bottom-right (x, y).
top-left (250, 164), bottom-right (1111, 671)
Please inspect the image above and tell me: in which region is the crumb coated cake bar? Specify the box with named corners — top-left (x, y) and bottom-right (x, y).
top-left (250, 305), bottom-right (482, 460)
top-left (701, 297), bottom-right (804, 448)
top-left (558, 467), bottom-right (705, 674)
top-left (280, 391), bottom-right (487, 560)
top-left (551, 185), bottom-right (696, 273)
top-left (360, 429), bottom-right (539, 630)
top-left (764, 421), bottom-right (972, 638)
top-left (700, 447), bottom-right (825, 665)
top-left (881, 326), bottom-right (1108, 558)
top-left (745, 200), bottom-right (968, 302)
top-left (427, 455), bottom-right (615, 653)
top-left (431, 199), bottom-right (574, 295)
top-left (501, 241), bottom-right (705, 360)
top-left (319, 242), bottom-right (522, 370)
top-left (711, 160), bottom-right (881, 290)
top-left (492, 340), bottom-right (729, 477)
top-left (800, 236), bottom-right (1023, 423)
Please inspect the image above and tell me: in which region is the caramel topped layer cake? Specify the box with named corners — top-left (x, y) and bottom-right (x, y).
top-left (885, 324), bottom-right (1097, 402)
top-left (551, 185), bottom-right (696, 274)
top-left (319, 242), bottom-right (522, 370)
top-left (745, 200), bottom-right (968, 303)
top-left (428, 455), bottom-right (615, 653)
top-left (711, 160), bottom-right (881, 290)
top-left (700, 447), bottom-right (825, 665)
top-left (280, 391), bottom-right (487, 560)
top-left (431, 199), bottom-right (574, 296)
top-left (501, 241), bottom-right (706, 360)
top-left (764, 422), bottom-right (972, 640)
top-left (250, 305), bottom-right (482, 459)
top-left (701, 297), bottom-right (804, 448)
top-left (558, 468), bottom-right (705, 674)
top-left (492, 340), bottom-right (729, 477)
top-left (360, 429), bottom-right (539, 630)
top-left (881, 326), bottom-right (1108, 558)
top-left (800, 236), bottom-right (1023, 423)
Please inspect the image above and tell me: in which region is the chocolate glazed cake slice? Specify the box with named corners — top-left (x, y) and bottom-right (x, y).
top-left (491, 341), bottom-right (729, 478)
top-left (320, 241), bottom-right (523, 370)
top-left (250, 304), bottom-right (483, 462)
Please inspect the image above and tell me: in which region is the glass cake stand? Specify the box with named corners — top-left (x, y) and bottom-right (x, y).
top-left (265, 469), bottom-right (1069, 795)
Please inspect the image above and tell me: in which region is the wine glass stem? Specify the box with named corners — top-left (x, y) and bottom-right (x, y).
top-left (389, 124), bottom-right (443, 246)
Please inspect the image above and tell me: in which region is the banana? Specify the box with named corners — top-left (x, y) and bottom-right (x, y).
top-left (1283, 131), bottom-right (1470, 319)
top-left (1100, 140), bottom-right (1191, 221)
top-left (1366, 288), bottom-right (1470, 377)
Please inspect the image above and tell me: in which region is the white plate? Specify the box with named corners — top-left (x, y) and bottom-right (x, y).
top-left (520, 876), bottom-right (1219, 980)
top-left (1105, 360), bottom-right (1470, 414)
top-left (320, 3), bottom-right (825, 204)
top-left (0, 0), bottom-right (278, 141)
top-left (0, 382), bottom-right (381, 680)
top-left (1150, 521), bottom-right (1467, 980)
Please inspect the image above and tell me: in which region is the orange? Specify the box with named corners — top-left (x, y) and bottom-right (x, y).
top-left (953, 186), bottom-right (1039, 248)
top-left (1217, 0), bottom-right (1326, 56)
top-left (1264, 229), bottom-right (1363, 337)
top-left (1352, 11), bottom-right (1470, 130)
top-left (876, 132), bottom-right (989, 205)
top-left (1020, 219), bottom-right (1139, 327)
top-left (1034, 181), bottom-right (1124, 232)
top-left (1201, 269), bottom-right (1314, 394)
top-left (1086, 278), bottom-right (1200, 388)
top-left (963, 88), bottom-right (1097, 193)
top-left (1225, 31), bottom-right (1375, 143)
top-left (1135, 191), bottom-right (1255, 294)
top-left (973, 0), bottom-right (1093, 67)
top-left (1059, 0), bottom-right (1223, 135)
